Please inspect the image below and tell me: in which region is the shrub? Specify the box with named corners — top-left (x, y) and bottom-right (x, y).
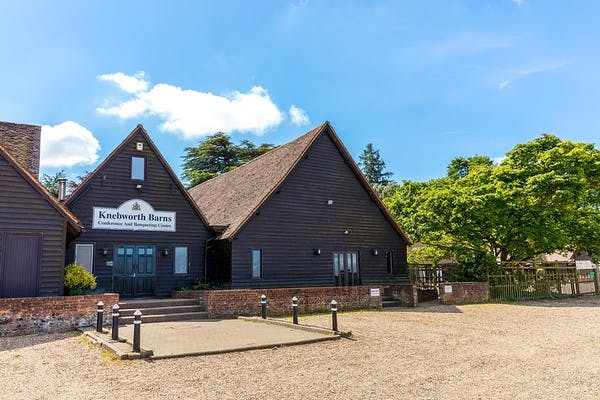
top-left (177, 282), bottom-right (221, 291)
top-left (64, 263), bottom-right (97, 295)
top-left (450, 248), bottom-right (499, 282)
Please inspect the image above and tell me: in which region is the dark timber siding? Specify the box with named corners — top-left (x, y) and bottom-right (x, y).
top-left (228, 133), bottom-right (407, 288)
top-left (66, 131), bottom-right (211, 297)
top-left (0, 155), bottom-right (68, 297)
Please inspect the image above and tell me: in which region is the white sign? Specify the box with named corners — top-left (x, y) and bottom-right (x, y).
top-left (92, 199), bottom-right (176, 232)
top-left (370, 288), bottom-right (380, 297)
top-left (444, 285), bottom-right (453, 294)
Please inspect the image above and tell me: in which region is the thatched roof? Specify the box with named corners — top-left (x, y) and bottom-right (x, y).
top-left (189, 122), bottom-right (411, 242)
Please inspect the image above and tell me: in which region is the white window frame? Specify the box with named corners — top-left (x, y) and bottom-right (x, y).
top-left (75, 243), bottom-right (94, 273)
top-left (131, 156), bottom-right (145, 180)
top-left (252, 249), bottom-right (262, 279)
top-left (174, 246), bottom-right (189, 274)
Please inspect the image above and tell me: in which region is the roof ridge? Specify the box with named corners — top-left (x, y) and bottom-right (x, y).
top-left (188, 122), bottom-right (329, 237)
top-left (191, 122), bottom-right (327, 190)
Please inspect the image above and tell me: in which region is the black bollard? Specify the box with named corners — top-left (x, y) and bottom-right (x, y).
top-left (133, 310), bottom-right (142, 352)
top-left (96, 301), bottom-right (104, 333)
top-left (331, 300), bottom-right (338, 332)
top-left (261, 294), bottom-right (267, 319)
top-left (292, 296), bottom-right (298, 324)
top-left (111, 304), bottom-right (120, 340)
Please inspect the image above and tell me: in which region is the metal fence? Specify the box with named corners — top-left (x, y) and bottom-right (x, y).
top-left (488, 262), bottom-right (599, 301)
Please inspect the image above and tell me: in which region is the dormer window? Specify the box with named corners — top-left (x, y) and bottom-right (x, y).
top-left (131, 156), bottom-right (145, 180)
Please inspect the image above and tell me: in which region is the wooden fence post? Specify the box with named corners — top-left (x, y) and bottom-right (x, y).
top-left (594, 265), bottom-right (600, 295)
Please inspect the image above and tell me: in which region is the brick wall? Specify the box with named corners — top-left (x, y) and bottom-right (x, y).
top-left (385, 284), bottom-right (418, 307)
top-left (173, 286), bottom-right (384, 318)
top-left (0, 121), bottom-right (41, 178)
top-left (0, 293), bottom-right (119, 336)
top-left (438, 282), bottom-right (489, 305)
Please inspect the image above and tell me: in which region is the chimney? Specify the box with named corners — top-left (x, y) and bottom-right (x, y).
top-left (57, 178), bottom-right (67, 201)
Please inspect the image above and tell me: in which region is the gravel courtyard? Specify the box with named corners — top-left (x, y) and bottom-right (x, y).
top-left (3, 298), bottom-right (600, 399)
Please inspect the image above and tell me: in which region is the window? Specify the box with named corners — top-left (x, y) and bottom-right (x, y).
top-left (174, 246), bottom-right (188, 274)
top-left (131, 156), bottom-right (145, 180)
top-left (387, 251), bottom-right (394, 275)
top-left (333, 252), bottom-right (360, 286)
top-left (252, 250), bottom-right (262, 279)
top-left (75, 244), bottom-right (94, 273)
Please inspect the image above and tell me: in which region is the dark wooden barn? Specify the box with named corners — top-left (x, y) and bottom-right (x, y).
top-left (0, 144), bottom-right (82, 297)
top-left (190, 122), bottom-right (411, 288)
top-left (65, 125), bottom-right (213, 297)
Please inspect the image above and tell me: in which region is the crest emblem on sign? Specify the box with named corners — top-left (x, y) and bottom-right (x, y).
top-left (132, 202), bottom-right (141, 211)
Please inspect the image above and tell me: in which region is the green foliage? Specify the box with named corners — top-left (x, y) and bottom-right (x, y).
top-left (359, 143), bottom-right (393, 185)
top-left (372, 182), bottom-right (400, 199)
top-left (64, 264), bottom-right (97, 295)
top-left (384, 134), bottom-right (600, 265)
top-left (41, 170), bottom-right (66, 196)
top-left (450, 248), bottom-right (499, 282)
top-left (177, 282), bottom-right (221, 291)
top-left (446, 155), bottom-right (493, 179)
top-left (181, 132), bottom-right (276, 187)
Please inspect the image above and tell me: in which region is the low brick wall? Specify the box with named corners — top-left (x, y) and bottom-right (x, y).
top-left (384, 284), bottom-right (418, 307)
top-left (189, 286), bottom-right (384, 318)
top-left (438, 282), bottom-right (489, 305)
top-left (0, 293), bottom-right (119, 336)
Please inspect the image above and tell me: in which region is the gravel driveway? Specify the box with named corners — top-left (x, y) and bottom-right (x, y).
top-left (3, 298), bottom-right (600, 399)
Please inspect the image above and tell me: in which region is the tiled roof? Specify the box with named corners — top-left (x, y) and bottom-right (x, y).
top-left (0, 121), bottom-right (41, 178)
top-left (189, 122), bottom-right (411, 242)
top-left (189, 123), bottom-right (327, 239)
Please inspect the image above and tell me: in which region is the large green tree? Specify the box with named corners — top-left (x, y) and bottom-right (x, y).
top-left (359, 143), bottom-right (393, 185)
top-left (384, 134), bottom-right (600, 262)
top-left (181, 133), bottom-right (276, 187)
top-left (40, 170), bottom-right (66, 197)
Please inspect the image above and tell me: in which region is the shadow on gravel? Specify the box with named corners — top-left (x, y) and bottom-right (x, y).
top-left (385, 303), bottom-right (462, 313)
top-left (0, 331), bottom-right (77, 352)
top-left (498, 296), bottom-right (600, 308)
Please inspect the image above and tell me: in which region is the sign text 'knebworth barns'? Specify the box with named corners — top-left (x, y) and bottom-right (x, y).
top-left (92, 199), bottom-right (176, 232)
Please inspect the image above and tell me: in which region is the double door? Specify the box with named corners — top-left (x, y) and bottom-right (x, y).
top-left (113, 245), bottom-right (155, 297)
top-left (333, 252), bottom-right (360, 286)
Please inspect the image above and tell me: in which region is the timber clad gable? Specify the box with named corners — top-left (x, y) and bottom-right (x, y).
top-left (0, 144), bottom-right (81, 297)
top-left (190, 122), bottom-right (410, 288)
top-left (65, 125), bottom-right (212, 297)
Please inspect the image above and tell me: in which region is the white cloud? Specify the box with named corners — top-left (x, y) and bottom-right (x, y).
top-left (98, 71), bottom-right (149, 94)
top-left (289, 105), bottom-right (310, 126)
top-left (41, 121), bottom-right (101, 167)
top-left (497, 60), bottom-right (569, 90)
top-left (492, 156), bottom-right (506, 165)
top-left (97, 72), bottom-right (286, 138)
top-left (512, 0), bottom-right (525, 6)
top-left (498, 80), bottom-right (511, 89)
top-left (407, 34), bottom-right (516, 61)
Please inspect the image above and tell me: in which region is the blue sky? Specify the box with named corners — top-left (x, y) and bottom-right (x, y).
top-left (1, 0), bottom-right (599, 183)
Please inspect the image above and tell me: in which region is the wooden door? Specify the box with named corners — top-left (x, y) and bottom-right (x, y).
top-left (333, 252), bottom-right (360, 286)
top-left (113, 245), bottom-right (155, 297)
top-left (1, 233), bottom-right (40, 297)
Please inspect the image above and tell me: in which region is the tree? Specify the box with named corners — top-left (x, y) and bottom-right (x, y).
top-left (40, 170), bottom-right (66, 197)
top-left (447, 155), bottom-right (493, 179)
top-left (359, 143), bottom-right (393, 185)
top-left (383, 134), bottom-right (600, 263)
top-left (181, 133), bottom-right (276, 187)
top-left (68, 171), bottom-right (92, 193)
